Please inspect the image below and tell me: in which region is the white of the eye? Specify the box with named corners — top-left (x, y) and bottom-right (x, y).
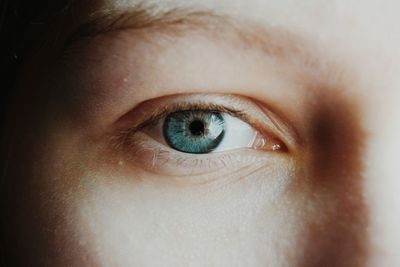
top-left (212, 114), bottom-right (258, 152)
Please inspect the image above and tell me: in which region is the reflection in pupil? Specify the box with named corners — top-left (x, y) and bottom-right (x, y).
top-left (189, 120), bottom-right (205, 136)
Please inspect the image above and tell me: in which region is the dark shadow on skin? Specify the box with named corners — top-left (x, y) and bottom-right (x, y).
top-left (299, 89), bottom-right (368, 267)
top-left (0, 1), bottom-right (81, 265)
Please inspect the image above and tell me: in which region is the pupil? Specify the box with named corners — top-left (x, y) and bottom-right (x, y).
top-left (189, 120), bottom-right (205, 136)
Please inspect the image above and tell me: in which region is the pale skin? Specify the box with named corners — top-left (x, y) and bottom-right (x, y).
top-left (3, 0), bottom-right (400, 266)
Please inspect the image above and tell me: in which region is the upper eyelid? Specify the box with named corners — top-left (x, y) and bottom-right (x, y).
top-left (57, 8), bottom-right (344, 138)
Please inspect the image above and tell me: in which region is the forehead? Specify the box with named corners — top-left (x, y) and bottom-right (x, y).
top-left (93, 0), bottom-right (400, 62)
top-left (99, 0), bottom-right (398, 30)
top-left (80, 0), bottom-right (399, 97)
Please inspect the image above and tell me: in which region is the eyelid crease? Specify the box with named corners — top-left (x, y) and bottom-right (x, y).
top-left (256, 103), bottom-right (300, 149)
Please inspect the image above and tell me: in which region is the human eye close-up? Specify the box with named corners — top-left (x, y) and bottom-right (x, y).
top-left (1, 0), bottom-right (400, 267)
top-left (112, 94), bottom-right (292, 179)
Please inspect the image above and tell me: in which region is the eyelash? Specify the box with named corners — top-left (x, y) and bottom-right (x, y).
top-left (116, 130), bottom-right (273, 179)
top-left (124, 102), bottom-right (249, 135)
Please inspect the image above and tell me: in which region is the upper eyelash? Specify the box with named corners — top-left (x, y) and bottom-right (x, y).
top-left (125, 102), bottom-right (249, 134)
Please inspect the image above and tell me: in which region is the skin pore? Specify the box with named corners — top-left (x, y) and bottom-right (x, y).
top-left (3, 0), bottom-right (400, 266)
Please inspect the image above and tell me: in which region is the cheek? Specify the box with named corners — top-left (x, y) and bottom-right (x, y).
top-left (5, 133), bottom-right (366, 267)
top-left (70, 167), bottom-right (306, 266)
top-left (4, 86), bottom-right (367, 266)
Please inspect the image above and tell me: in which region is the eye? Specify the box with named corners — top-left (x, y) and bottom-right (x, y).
top-left (129, 95), bottom-right (290, 155)
top-left (112, 94), bottom-right (294, 178)
top-left (163, 110), bottom-right (262, 154)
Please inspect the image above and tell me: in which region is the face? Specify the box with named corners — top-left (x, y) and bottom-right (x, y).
top-left (4, 0), bottom-right (400, 266)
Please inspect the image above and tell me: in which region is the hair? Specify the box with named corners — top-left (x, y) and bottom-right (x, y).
top-left (1, 0), bottom-right (74, 107)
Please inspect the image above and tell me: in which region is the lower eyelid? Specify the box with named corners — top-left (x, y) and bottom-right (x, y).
top-left (117, 132), bottom-right (289, 180)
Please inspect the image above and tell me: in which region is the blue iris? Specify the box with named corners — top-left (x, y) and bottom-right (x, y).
top-left (163, 110), bottom-right (226, 154)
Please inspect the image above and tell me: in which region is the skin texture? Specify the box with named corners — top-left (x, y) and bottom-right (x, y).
top-left (3, 0), bottom-right (400, 266)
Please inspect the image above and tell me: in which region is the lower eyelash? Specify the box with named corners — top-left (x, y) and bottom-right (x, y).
top-left (114, 131), bottom-right (272, 178)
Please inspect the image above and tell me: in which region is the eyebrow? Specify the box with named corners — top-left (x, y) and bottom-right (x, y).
top-left (64, 3), bottom-right (320, 69)
top-left (65, 4), bottom-right (226, 46)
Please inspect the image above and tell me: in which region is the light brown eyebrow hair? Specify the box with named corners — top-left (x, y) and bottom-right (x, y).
top-left (65, 3), bottom-right (228, 46)
top-left (64, 3), bottom-right (323, 71)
